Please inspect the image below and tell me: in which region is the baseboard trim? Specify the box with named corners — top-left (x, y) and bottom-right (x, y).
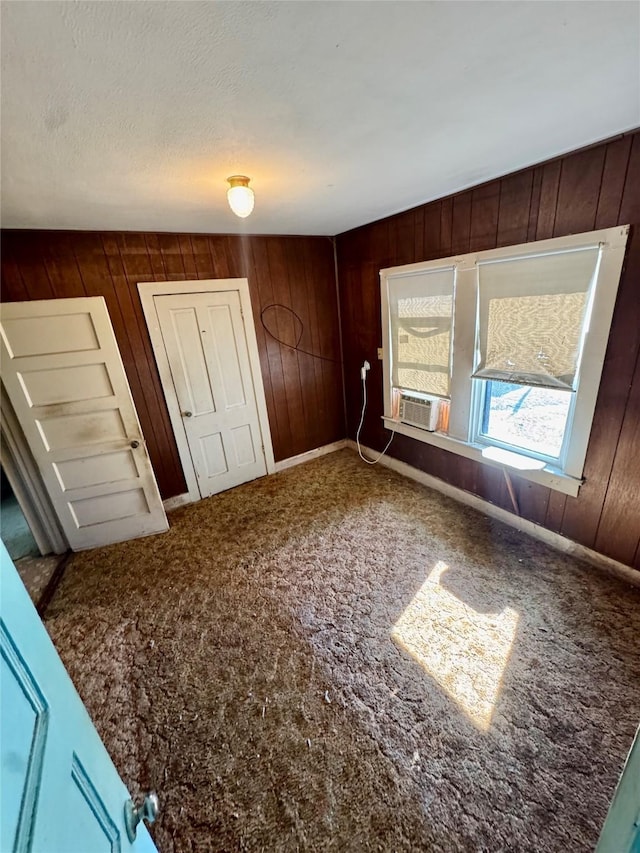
top-left (275, 440), bottom-right (347, 473)
top-left (347, 441), bottom-right (640, 588)
top-left (163, 493), bottom-right (194, 512)
top-left (163, 441), bottom-right (348, 507)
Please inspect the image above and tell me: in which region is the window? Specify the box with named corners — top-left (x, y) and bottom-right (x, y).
top-left (380, 225), bottom-right (629, 496)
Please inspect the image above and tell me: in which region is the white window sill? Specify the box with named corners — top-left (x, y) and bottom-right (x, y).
top-left (382, 417), bottom-right (582, 497)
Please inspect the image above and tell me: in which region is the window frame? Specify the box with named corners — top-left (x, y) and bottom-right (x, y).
top-left (470, 378), bottom-right (577, 467)
top-left (380, 225), bottom-right (630, 497)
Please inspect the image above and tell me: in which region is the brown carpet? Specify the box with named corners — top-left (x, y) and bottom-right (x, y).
top-left (15, 553), bottom-right (61, 605)
top-left (45, 449), bottom-right (640, 852)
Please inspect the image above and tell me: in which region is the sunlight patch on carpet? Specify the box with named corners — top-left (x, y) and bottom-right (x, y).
top-left (391, 561), bottom-right (519, 731)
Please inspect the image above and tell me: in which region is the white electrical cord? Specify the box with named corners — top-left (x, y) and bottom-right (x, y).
top-left (356, 364), bottom-right (395, 465)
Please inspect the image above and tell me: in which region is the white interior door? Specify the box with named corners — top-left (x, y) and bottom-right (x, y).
top-left (154, 290), bottom-right (267, 497)
top-left (0, 298), bottom-right (168, 551)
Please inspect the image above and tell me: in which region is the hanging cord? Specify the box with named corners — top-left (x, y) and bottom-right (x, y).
top-left (356, 368), bottom-right (395, 465)
top-left (260, 303), bottom-right (341, 364)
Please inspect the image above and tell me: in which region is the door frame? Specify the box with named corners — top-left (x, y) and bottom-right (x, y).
top-left (138, 278), bottom-right (276, 504)
top-left (1, 383), bottom-right (68, 556)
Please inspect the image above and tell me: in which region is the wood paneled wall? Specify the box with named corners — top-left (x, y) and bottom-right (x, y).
top-left (1, 232), bottom-right (344, 499)
top-left (336, 131), bottom-right (640, 568)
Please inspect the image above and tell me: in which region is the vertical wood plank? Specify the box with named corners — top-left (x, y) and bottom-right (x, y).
top-left (157, 233), bottom-right (186, 280)
top-left (249, 237), bottom-right (290, 460)
top-left (423, 202), bottom-right (442, 260)
top-left (497, 171), bottom-right (533, 247)
top-left (469, 182), bottom-right (500, 253)
top-left (190, 235), bottom-right (214, 279)
top-left (284, 238), bottom-right (319, 450)
top-left (144, 233), bottom-right (166, 280)
top-left (526, 167), bottom-right (543, 241)
top-left (450, 192), bottom-right (472, 255)
top-left (594, 348), bottom-right (640, 564)
top-left (241, 239), bottom-right (278, 452)
top-left (553, 147), bottom-right (605, 236)
top-left (178, 235), bottom-right (197, 278)
top-left (307, 238), bottom-right (344, 439)
top-left (515, 479), bottom-right (550, 526)
top-left (0, 239), bottom-right (29, 301)
top-left (561, 229), bottom-right (640, 548)
top-left (535, 160), bottom-right (562, 240)
top-left (414, 206), bottom-right (425, 262)
top-left (368, 220), bottom-right (390, 268)
top-left (300, 239), bottom-right (329, 445)
top-left (11, 233), bottom-right (54, 300)
top-left (544, 490), bottom-right (567, 534)
top-left (337, 263), bottom-right (360, 437)
top-left (208, 236), bottom-right (231, 277)
top-left (440, 197), bottom-right (453, 256)
top-left (41, 233), bottom-right (86, 297)
top-left (619, 133), bottom-right (640, 225)
top-left (595, 136), bottom-right (632, 228)
top-left (224, 236), bottom-right (247, 278)
top-left (391, 210), bottom-right (416, 266)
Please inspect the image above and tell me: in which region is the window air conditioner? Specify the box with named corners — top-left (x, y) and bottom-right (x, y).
top-left (399, 392), bottom-right (440, 432)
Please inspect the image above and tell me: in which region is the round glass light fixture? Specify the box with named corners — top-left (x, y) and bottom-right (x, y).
top-left (226, 175), bottom-right (254, 218)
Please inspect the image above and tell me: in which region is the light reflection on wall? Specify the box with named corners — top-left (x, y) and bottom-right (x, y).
top-left (391, 561), bottom-right (519, 731)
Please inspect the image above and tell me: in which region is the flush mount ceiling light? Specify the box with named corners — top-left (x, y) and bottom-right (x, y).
top-left (226, 175), bottom-right (254, 218)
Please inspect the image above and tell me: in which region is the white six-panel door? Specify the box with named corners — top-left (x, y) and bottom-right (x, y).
top-left (0, 298), bottom-right (168, 550)
top-left (154, 291), bottom-right (267, 497)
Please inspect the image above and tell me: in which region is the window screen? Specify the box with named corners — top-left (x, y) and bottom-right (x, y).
top-left (388, 267), bottom-right (455, 398)
top-left (473, 246), bottom-right (600, 390)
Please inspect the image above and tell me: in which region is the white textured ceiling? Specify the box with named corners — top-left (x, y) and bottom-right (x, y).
top-left (1, 1), bottom-right (638, 236)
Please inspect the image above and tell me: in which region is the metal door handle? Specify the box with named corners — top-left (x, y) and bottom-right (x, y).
top-left (182, 411), bottom-right (193, 418)
top-left (130, 440), bottom-right (140, 449)
top-left (124, 791), bottom-right (159, 842)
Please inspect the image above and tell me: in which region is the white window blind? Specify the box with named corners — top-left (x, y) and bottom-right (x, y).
top-left (389, 267), bottom-right (455, 398)
top-left (473, 245), bottom-right (601, 390)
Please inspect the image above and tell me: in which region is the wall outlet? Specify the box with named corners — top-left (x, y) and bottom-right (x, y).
top-left (377, 347), bottom-right (383, 360)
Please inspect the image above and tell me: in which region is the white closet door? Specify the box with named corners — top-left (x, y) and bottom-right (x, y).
top-left (154, 290), bottom-right (267, 497)
top-left (0, 297), bottom-right (168, 550)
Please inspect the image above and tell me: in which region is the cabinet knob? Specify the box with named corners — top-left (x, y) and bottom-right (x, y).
top-left (182, 411), bottom-right (193, 418)
top-left (130, 440), bottom-right (140, 449)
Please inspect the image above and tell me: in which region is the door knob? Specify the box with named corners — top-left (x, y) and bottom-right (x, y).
top-left (130, 440), bottom-right (140, 449)
top-left (124, 791), bottom-right (159, 842)
top-left (182, 411), bottom-right (193, 418)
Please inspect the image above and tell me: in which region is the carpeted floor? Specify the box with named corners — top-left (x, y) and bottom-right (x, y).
top-left (45, 449), bottom-right (640, 852)
top-left (15, 553), bottom-right (63, 605)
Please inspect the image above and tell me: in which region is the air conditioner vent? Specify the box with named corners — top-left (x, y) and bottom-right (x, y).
top-left (399, 393), bottom-right (440, 431)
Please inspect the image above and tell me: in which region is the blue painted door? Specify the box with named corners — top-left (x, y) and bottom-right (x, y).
top-left (1, 543), bottom-right (158, 852)
top-left (597, 725), bottom-right (640, 853)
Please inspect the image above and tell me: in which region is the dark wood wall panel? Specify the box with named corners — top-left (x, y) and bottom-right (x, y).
top-left (1, 231), bottom-right (344, 499)
top-left (336, 130), bottom-right (640, 567)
